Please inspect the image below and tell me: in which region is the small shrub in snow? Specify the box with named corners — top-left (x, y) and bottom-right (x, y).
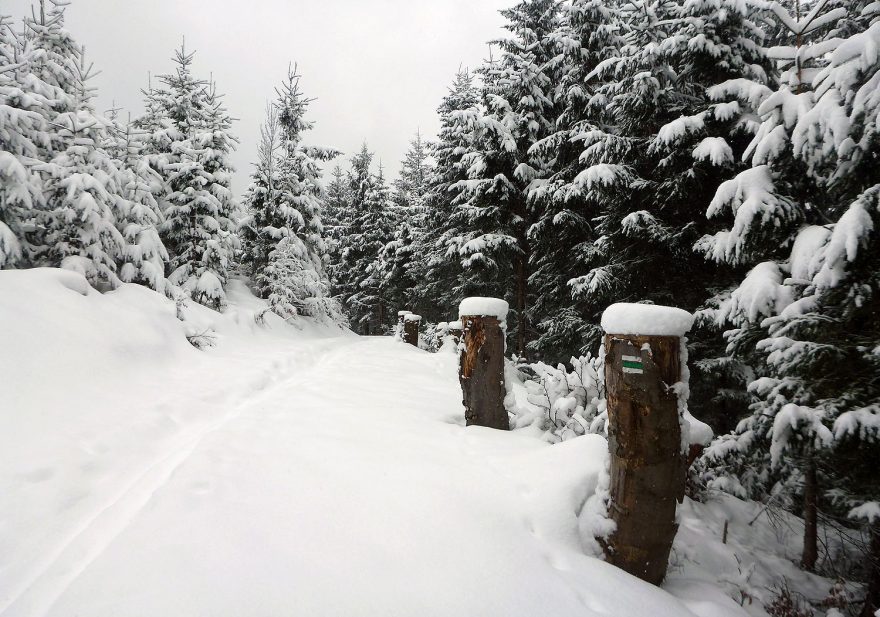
top-left (421, 321), bottom-right (458, 352)
top-left (186, 328), bottom-right (216, 350)
top-left (253, 308), bottom-right (271, 327)
top-left (765, 583), bottom-right (814, 617)
top-left (820, 579), bottom-right (851, 614)
top-left (511, 354), bottom-right (605, 442)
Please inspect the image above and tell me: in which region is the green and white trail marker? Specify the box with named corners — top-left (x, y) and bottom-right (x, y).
top-left (622, 354), bottom-right (644, 374)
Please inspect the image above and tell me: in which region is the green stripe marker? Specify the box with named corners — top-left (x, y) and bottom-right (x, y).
top-left (622, 354), bottom-right (644, 374)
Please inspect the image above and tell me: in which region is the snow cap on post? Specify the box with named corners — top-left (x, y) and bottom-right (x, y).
top-left (397, 310), bottom-right (412, 317)
top-left (404, 313), bottom-right (422, 322)
top-left (601, 303), bottom-right (694, 337)
top-left (458, 297), bottom-right (509, 321)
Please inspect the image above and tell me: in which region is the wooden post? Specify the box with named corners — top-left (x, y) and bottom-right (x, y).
top-left (601, 303), bottom-right (694, 586)
top-left (403, 313), bottom-right (421, 347)
top-left (458, 298), bottom-right (509, 430)
top-left (396, 311), bottom-right (411, 342)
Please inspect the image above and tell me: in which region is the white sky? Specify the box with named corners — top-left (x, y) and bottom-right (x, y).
top-left (3, 0), bottom-right (510, 195)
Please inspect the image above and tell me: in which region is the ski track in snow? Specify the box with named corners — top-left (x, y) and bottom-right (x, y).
top-left (2, 338), bottom-right (348, 617)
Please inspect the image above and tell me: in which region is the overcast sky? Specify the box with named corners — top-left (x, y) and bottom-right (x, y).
top-left (4, 0), bottom-right (510, 195)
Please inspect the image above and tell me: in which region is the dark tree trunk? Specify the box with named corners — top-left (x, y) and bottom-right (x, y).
top-left (603, 333), bottom-right (686, 586)
top-left (403, 317), bottom-right (420, 347)
top-left (802, 458), bottom-right (819, 571)
top-left (515, 254), bottom-right (527, 358)
top-left (459, 315), bottom-right (508, 430)
top-left (861, 525), bottom-right (880, 617)
top-left (512, 195), bottom-right (529, 359)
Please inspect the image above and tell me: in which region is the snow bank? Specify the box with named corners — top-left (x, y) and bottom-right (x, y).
top-left (458, 296), bottom-right (509, 321)
top-left (672, 493), bottom-right (838, 610)
top-left (0, 268), bottom-right (346, 617)
top-left (601, 302), bottom-right (694, 336)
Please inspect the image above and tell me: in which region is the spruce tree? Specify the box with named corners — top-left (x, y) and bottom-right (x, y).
top-left (699, 0), bottom-right (876, 572)
top-left (138, 44), bottom-right (241, 308)
top-left (451, 0), bottom-right (564, 356)
top-left (416, 69), bottom-right (481, 321)
top-left (382, 131), bottom-right (432, 316)
top-left (0, 15), bottom-right (41, 268)
top-left (391, 130), bottom-right (430, 212)
top-left (240, 104), bottom-right (283, 276)
top-left (322, 163), bottom-right (350, 290)
top-left (526, 0), bottom-right (626, 359)
top-left (29, 15), bottom-right (127, 287)
top-left (0, 6), bottom-right (74, 268)
top-left (336, 144), bottom-right (397, 333)
top-left (244, 66), bottom-right (341, 322)
top-left (0, 16), bottom-right (33, 269)
top-left (38, 123), bottom-right (125, 287)
top-left (107, 114), bottom-right (168, 291)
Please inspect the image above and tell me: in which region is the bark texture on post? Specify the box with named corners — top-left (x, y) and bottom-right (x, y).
top-left (603, 333), bottom-right (686, 585)
top-left (459, 315), bottom-right (508, 430)
top-left (403, 315), bottom-right (421, 347)
top-left (396, 311), bottom-right (411, 342)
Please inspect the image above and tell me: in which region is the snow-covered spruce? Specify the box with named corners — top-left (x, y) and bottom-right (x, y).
top-left (136, 44), bottom-right (241, 309)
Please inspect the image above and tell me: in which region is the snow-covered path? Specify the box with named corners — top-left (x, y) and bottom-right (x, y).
top-left (1, 271), bottom-right (749, 617)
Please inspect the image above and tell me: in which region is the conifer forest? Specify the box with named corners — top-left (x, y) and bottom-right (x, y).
top-left (1, 1), bottom-right (879, 616)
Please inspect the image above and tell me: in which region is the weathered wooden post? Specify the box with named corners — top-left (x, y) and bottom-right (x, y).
top-left (396, 311), bottom-right (411, 341)
top-left (600, 302), bottom-right (695, 585)
top-left (403, 313), bottom-right (421, 347)
top-left (458, 297), bottom-right (509, 430)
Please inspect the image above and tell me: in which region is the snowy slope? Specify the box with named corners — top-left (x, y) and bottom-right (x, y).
top-left (0, 269), bottom-right (818, 617)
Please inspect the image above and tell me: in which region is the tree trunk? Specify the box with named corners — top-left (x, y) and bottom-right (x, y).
top-left (603, 333), bottom-right (686, 586)
top-left (515, 254), bottom-right (527, 359)
top-left (860, 525), bottom-right (880, 617)
top-left (378, 297), bottom-right (386, 334)
top-left (802, 458), bottom-right (819, 571)
top-left (512, 195), bottom-right (529, 359)
top-left (459, 315), bottom-right (508, 430)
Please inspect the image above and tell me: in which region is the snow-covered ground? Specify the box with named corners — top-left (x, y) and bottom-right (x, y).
top-left (0, 269), bottom-right (832, 617)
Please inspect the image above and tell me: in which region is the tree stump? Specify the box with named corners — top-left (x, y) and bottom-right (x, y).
top-left (459, 314), bottom-right (508, 430)
top-left (403, 314), bottom-right (421, 347)
top-left (396, 311), bottom-right (412, 341)
top-left (603, 333), bottom-right (686, 585)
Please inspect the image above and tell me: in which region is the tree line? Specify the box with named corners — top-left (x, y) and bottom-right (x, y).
top-left (0, 0), bottom-right (340, 322)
